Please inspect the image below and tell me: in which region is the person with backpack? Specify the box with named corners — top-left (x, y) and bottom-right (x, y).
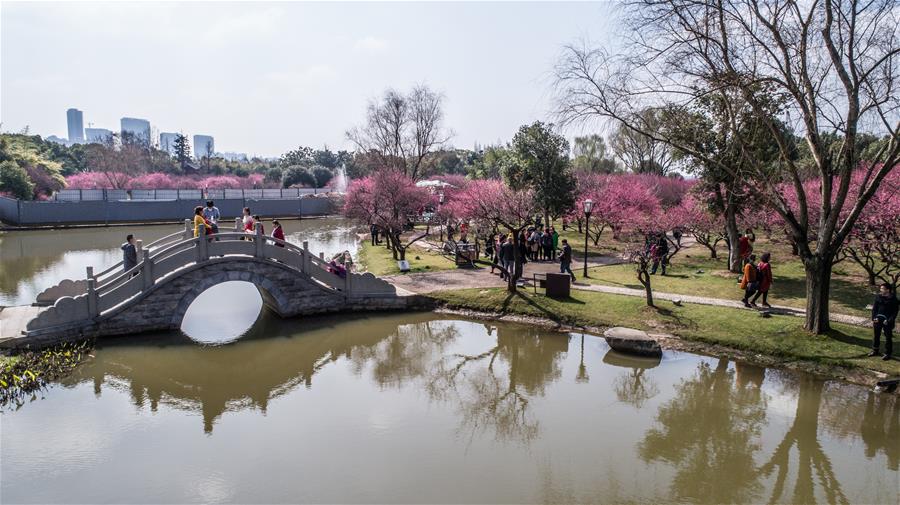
top-left (541, 228), bottom-right (554, 261)
top-left (749, 252), bottom-right (773, 308)
top-left (869, 283), bottom-right (897, 361)
top-left (740, 254), bottom-right (759, 307)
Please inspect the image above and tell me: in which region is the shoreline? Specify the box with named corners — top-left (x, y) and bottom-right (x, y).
top-left (428, 304), bottom-right (895, 391)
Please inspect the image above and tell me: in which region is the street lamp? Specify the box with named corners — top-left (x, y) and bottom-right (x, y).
top-left (583, 199), bottom-right (593, 278)
top-left (438, 192), bottom-right (445, 242)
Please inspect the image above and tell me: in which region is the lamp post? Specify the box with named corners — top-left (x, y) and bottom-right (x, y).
top-left (438, 192), bottom-right (445, 242)
top-left (583, 199), bottom-right (593, 278)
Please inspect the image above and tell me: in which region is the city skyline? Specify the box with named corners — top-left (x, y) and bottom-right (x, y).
top-left (1, 2), bottom-right (618, 157)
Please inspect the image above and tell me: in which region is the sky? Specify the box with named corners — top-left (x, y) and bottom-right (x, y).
top-left (1, 1), bottom-right (618, 158)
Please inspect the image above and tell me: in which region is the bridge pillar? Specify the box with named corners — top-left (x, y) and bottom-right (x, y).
top-left (234, 217), bottom-right (241, 232)
top-left (302, 241), bottom-right (309, 273)
top-left (183, 219), bottom-right (192, 240)
top-left (141, 249), bottom-right (153, 289)
top-left (197, 226), bottom-right (209, 262)
top-left (87, 278), bottom-right (99, 318)
top-left (255, 222), bottom-right (264, 258)
top-left (86, 266), bottom-right (94, 280)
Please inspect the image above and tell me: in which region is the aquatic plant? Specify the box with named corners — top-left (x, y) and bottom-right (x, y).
top-left (0, 340), bottom-right (93, 408)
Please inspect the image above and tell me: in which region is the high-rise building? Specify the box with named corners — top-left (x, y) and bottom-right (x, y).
top-left (193, 135), bottom-right (214, 159)
top-left (85, 128), bottom-right (114, 144)
top-left (120, 117), bottom-right (151, 145)
top-left (66, 108), bottom-right (84, 144)
top-left (220, 152), bottom-right (248, 162)
top-left (159, 132), bottom-right (180, 155)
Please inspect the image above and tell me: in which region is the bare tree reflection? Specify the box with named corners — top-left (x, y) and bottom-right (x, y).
top-left (757, 375), bottom-right (849, 505)
top-left (639, 358), bottom-right (767, 503)
top-left (604, 350), bottom-right (660, 408)
top-left (426, 325), bottom-right (569, 445)
top-left (860, 392), bottom-right (899, 472)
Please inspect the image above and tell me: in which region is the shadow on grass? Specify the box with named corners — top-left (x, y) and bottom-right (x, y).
top-left (499, 290), bottom-right (581, 323)
top-left (646, 305), bottom-right (697, 331)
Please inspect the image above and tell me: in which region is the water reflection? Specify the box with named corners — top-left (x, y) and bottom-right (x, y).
top-left (639, 358), bottom-right (768, 503)
top-left (4, 315), bottom-right (897, 504)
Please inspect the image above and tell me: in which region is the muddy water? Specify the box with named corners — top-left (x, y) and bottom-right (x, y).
top-left (1, 313), bottom-right (896, 504)
top-left (0, 217), bottom-right (359, 306)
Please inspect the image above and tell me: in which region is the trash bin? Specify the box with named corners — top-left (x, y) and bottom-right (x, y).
top-left (545, 273), bottom-right (571, 298)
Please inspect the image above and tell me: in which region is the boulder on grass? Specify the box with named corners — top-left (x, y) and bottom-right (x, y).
top-left (603, 327), bottom-right (662, 357)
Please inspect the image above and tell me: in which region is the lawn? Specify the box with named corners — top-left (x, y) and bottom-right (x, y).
top-left (583, 238), bottom-right (876, 318)
top-left (429, 287), bottom-right (899, 377)
top-left (357, 240), bottom-right (457, 276)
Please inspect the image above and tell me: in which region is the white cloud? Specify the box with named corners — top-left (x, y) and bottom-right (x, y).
top-left (353, 36), bottom-right (389, 53)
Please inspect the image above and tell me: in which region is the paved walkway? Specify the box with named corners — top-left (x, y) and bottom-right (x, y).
top-left (0, 305), bottom-right (45, 345)
top-left (385, 263), bottom-right (870, 327)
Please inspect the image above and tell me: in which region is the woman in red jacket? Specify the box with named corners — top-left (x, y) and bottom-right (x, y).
top-left (271, 219), bottom-right (285, 247)
top-left (750, 252), bottom-right (773, 308)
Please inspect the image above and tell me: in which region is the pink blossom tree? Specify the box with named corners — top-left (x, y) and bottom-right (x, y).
top-left (840, 171), bottom-right (900, 289)
top-left (454, 179), bottom-right (537, 292)
top-left (343, 169), bottom-right (432, 261)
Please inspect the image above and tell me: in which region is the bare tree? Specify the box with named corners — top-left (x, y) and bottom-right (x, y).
top-left (609, 109), bottom-right (675, 175)
top-left (346, 85), bottom-right (452, 180)
top-left (555, 0), bottom-right (900, 333)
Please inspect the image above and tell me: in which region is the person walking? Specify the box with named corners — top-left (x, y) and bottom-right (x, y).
top-left (869, 283), bottom-right (897, 360)
top-left (559, 239), bottom-right (575, 282)
top-left (750, 252), bottom-right (773, 308)
top-left (370, 224), bottom-right (379, 246)
top-left (121, 234), bottom-right (138, 272)
top-left (739, 254), bottom-right (759, 307)
top-left (485, 234), bottom-right (496, 273)
top-left (271, 219), bottom-right (285, 247)
top-left (202, 200), bottom-right (220, 234)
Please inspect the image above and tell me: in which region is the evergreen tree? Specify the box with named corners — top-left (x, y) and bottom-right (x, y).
top-left (173, 134), bottom-right (190, 171)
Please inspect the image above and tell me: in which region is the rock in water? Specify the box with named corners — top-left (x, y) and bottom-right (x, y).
top-left (603, 327), bottom-right (662, 357)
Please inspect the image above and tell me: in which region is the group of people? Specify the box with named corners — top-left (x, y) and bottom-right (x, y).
top-left (191, 201), bottom-right (285, 245)
top-left (483, 226), bottom-right (575, 283)
top-left (646, 233), bottom-right (670, 275)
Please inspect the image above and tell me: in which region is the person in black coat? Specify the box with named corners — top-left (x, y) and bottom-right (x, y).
top-left (870, 283), bottom-right (898, 360)
top-left (121, 234), bottom-right (137, 272)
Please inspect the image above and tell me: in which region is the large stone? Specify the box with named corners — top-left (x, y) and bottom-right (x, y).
top-left (603, 327), bottom-right (662, 357)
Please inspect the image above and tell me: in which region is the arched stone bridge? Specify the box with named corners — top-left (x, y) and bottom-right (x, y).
top-left (20, 220), bottom-right (414, 347)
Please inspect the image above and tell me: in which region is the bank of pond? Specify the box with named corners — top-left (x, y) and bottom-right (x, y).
top-left (1, 311), bottom-right (897, 504)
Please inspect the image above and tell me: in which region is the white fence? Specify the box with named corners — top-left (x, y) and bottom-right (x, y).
top-left (53, 188), bottom-right (325, 202)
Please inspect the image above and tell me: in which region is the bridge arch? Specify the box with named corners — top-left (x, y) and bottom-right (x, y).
top-left (170, 268), bottom-right (294, 328)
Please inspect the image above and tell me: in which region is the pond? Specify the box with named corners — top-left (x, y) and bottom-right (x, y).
top-left (0, 221), bottom-right (897, 503)
top-left (1, 312), bottom-right (897, 504)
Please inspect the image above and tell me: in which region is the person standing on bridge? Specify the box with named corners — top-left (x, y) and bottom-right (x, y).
top-left (271, 219), bottom-right (285, 247)
top-left (203, 200), bottom-right (220, 234)
top-left (193, 206), bottom-right (212, 238)
top-left (242, 207), bottom-right (255, 234)
top-left (121, 234), bottom-right (137, 272)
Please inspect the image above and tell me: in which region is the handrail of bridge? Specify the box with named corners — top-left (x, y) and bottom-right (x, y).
top-left (27, 221), bottom-right (394, 335)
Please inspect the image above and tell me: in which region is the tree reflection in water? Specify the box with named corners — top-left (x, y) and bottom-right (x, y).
top-left (639, 358), bottom-right (768, 503)
top-left (425, 323), bottom-right (569, 445)
top-left (66, 315), bottom-right (569, 443)
top-left (603, 349), bottom-right (661, 408)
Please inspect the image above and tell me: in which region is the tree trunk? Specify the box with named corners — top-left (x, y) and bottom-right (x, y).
top-left (803, 256), bottom-right (833, 334)
top-left (638, 269), bottom-right (653, 306)
top-left (508, 233), bottom-right (519, 293)
top-left (724, 204), bottom-right (741, 273)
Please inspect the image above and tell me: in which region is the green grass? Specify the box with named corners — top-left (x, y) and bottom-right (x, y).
top-left (429, 288), bottom-right (899, 377)
top-left (357, 240), bottom-right (456, 276)
top-left (583, 241), bottom-right (875, 318)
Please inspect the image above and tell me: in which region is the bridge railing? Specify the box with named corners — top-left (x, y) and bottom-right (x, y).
top-left (27, 221), bottom-right (394, 335)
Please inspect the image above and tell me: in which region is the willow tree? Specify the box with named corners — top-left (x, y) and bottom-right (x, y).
top-left (555, 0), bottom-right (900, 333)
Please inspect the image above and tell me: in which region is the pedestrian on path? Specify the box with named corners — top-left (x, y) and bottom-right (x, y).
top-left (551, 228), bottom-right (559, 258)
top-left (739, 229), bottom-right (756, 266)
top-left (650, 234), bottom-right (669, 275)
top-left (542, 228), bottom-right (554, 261)
top-left (193, 206), bottom-right (212, 238)
top-left (559, 239), bottom-right (575, 282)
top-left (500, 235), bottom-right (514, 281)
top-left (122, 234), bottom-right (137, 272)
top-left (749, 252), bottom-right (773, 308)
top-left (869, 283), bottom-right (897, 360)
top-left (242, 207), bottom-right (255, 234)
top-left (739, 254), bottom-right (759, 307)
